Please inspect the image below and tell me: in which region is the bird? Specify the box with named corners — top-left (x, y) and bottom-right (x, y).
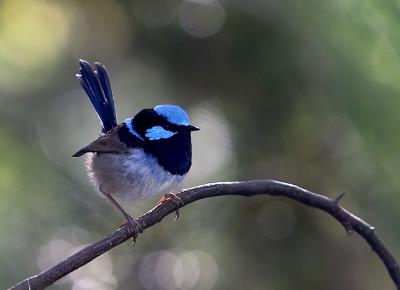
top-left (73, 60), bottom-right (199, 239)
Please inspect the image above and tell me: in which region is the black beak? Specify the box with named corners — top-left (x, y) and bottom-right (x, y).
top-left (188, 125), bottom-right (200, 131)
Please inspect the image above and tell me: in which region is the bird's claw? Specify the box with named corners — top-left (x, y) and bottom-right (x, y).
top-left (158, 192), bottom-right (184, 220)
top-left (158, 192), bottom-right (184, 206)
top-left (123, 217), bottom-right (143, 244)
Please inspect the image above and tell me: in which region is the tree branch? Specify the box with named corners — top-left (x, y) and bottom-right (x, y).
top-left (8, 180), bottom-right (400, 290)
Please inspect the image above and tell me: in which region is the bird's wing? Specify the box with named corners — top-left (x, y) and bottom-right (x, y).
top-left (72, 124), bottom-right (141, 157)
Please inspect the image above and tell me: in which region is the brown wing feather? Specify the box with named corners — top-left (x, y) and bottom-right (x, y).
top-left (72, 125), bottom-right (129, 157)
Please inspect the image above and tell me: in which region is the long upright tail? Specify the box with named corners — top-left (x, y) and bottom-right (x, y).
top-left (76, 59), bottom-right (117, 133)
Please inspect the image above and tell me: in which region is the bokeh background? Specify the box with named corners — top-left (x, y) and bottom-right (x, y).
top-left (1, 0), bottom-right (400, 289)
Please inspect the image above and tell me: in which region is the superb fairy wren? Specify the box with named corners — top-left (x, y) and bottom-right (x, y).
top-left (73, 60), bottom-right (199, 238)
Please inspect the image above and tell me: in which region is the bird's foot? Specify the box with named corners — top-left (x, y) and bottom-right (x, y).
top-left (158, 192), bottom-right (184, 220)
top-left (101, 188), bottom-right (143, 242)
top-left (122, 216), bottom-right (143, 244)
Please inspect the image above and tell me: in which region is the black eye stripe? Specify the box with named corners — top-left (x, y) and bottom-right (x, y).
top-left (162, 123), bottom-right (179, 131)
top-left (133, 108), bottom-right (184, 135)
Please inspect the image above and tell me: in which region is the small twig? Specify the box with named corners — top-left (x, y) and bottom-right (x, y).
top-left (7, 180), bottom-right (400, 290)
top-left (331, 191), bottom-right (353, 234)
top-left (333, 191), bottom-right (346, 204)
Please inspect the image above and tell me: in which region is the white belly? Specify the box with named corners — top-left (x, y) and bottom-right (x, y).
top-left (86, 149), bottom-right (185, 201)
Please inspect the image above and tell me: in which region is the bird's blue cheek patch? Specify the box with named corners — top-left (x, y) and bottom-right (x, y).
top-left (145, 126), bottom-right (177, 140)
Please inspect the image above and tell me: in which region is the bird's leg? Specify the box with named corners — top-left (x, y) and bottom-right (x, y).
top-left (101, 190), bottom-right (143, 242)
top-left (157, 192), bottom-right (184, 220)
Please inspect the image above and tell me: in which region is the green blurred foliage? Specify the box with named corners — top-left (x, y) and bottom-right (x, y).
top-left (1, 0), bottom-right (400, 289)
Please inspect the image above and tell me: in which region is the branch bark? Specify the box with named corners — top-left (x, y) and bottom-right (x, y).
top-left (8, 180), bottom-right (400, 290)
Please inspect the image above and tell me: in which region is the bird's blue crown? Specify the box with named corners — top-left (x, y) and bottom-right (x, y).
top-left (154, 105), bottom-right (190, 126)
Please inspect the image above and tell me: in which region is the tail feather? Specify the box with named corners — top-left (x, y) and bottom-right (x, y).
top-left (95, 62), bottom-right (116, 119)
top-left (77, 59), bottom-right (117, 133)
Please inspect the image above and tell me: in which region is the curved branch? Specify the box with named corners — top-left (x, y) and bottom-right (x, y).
top-left (8, 180), bottom-right (400, 290)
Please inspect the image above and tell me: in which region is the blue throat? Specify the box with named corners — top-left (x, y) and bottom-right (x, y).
top-left (145, 130), bottom-right (192, 176)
